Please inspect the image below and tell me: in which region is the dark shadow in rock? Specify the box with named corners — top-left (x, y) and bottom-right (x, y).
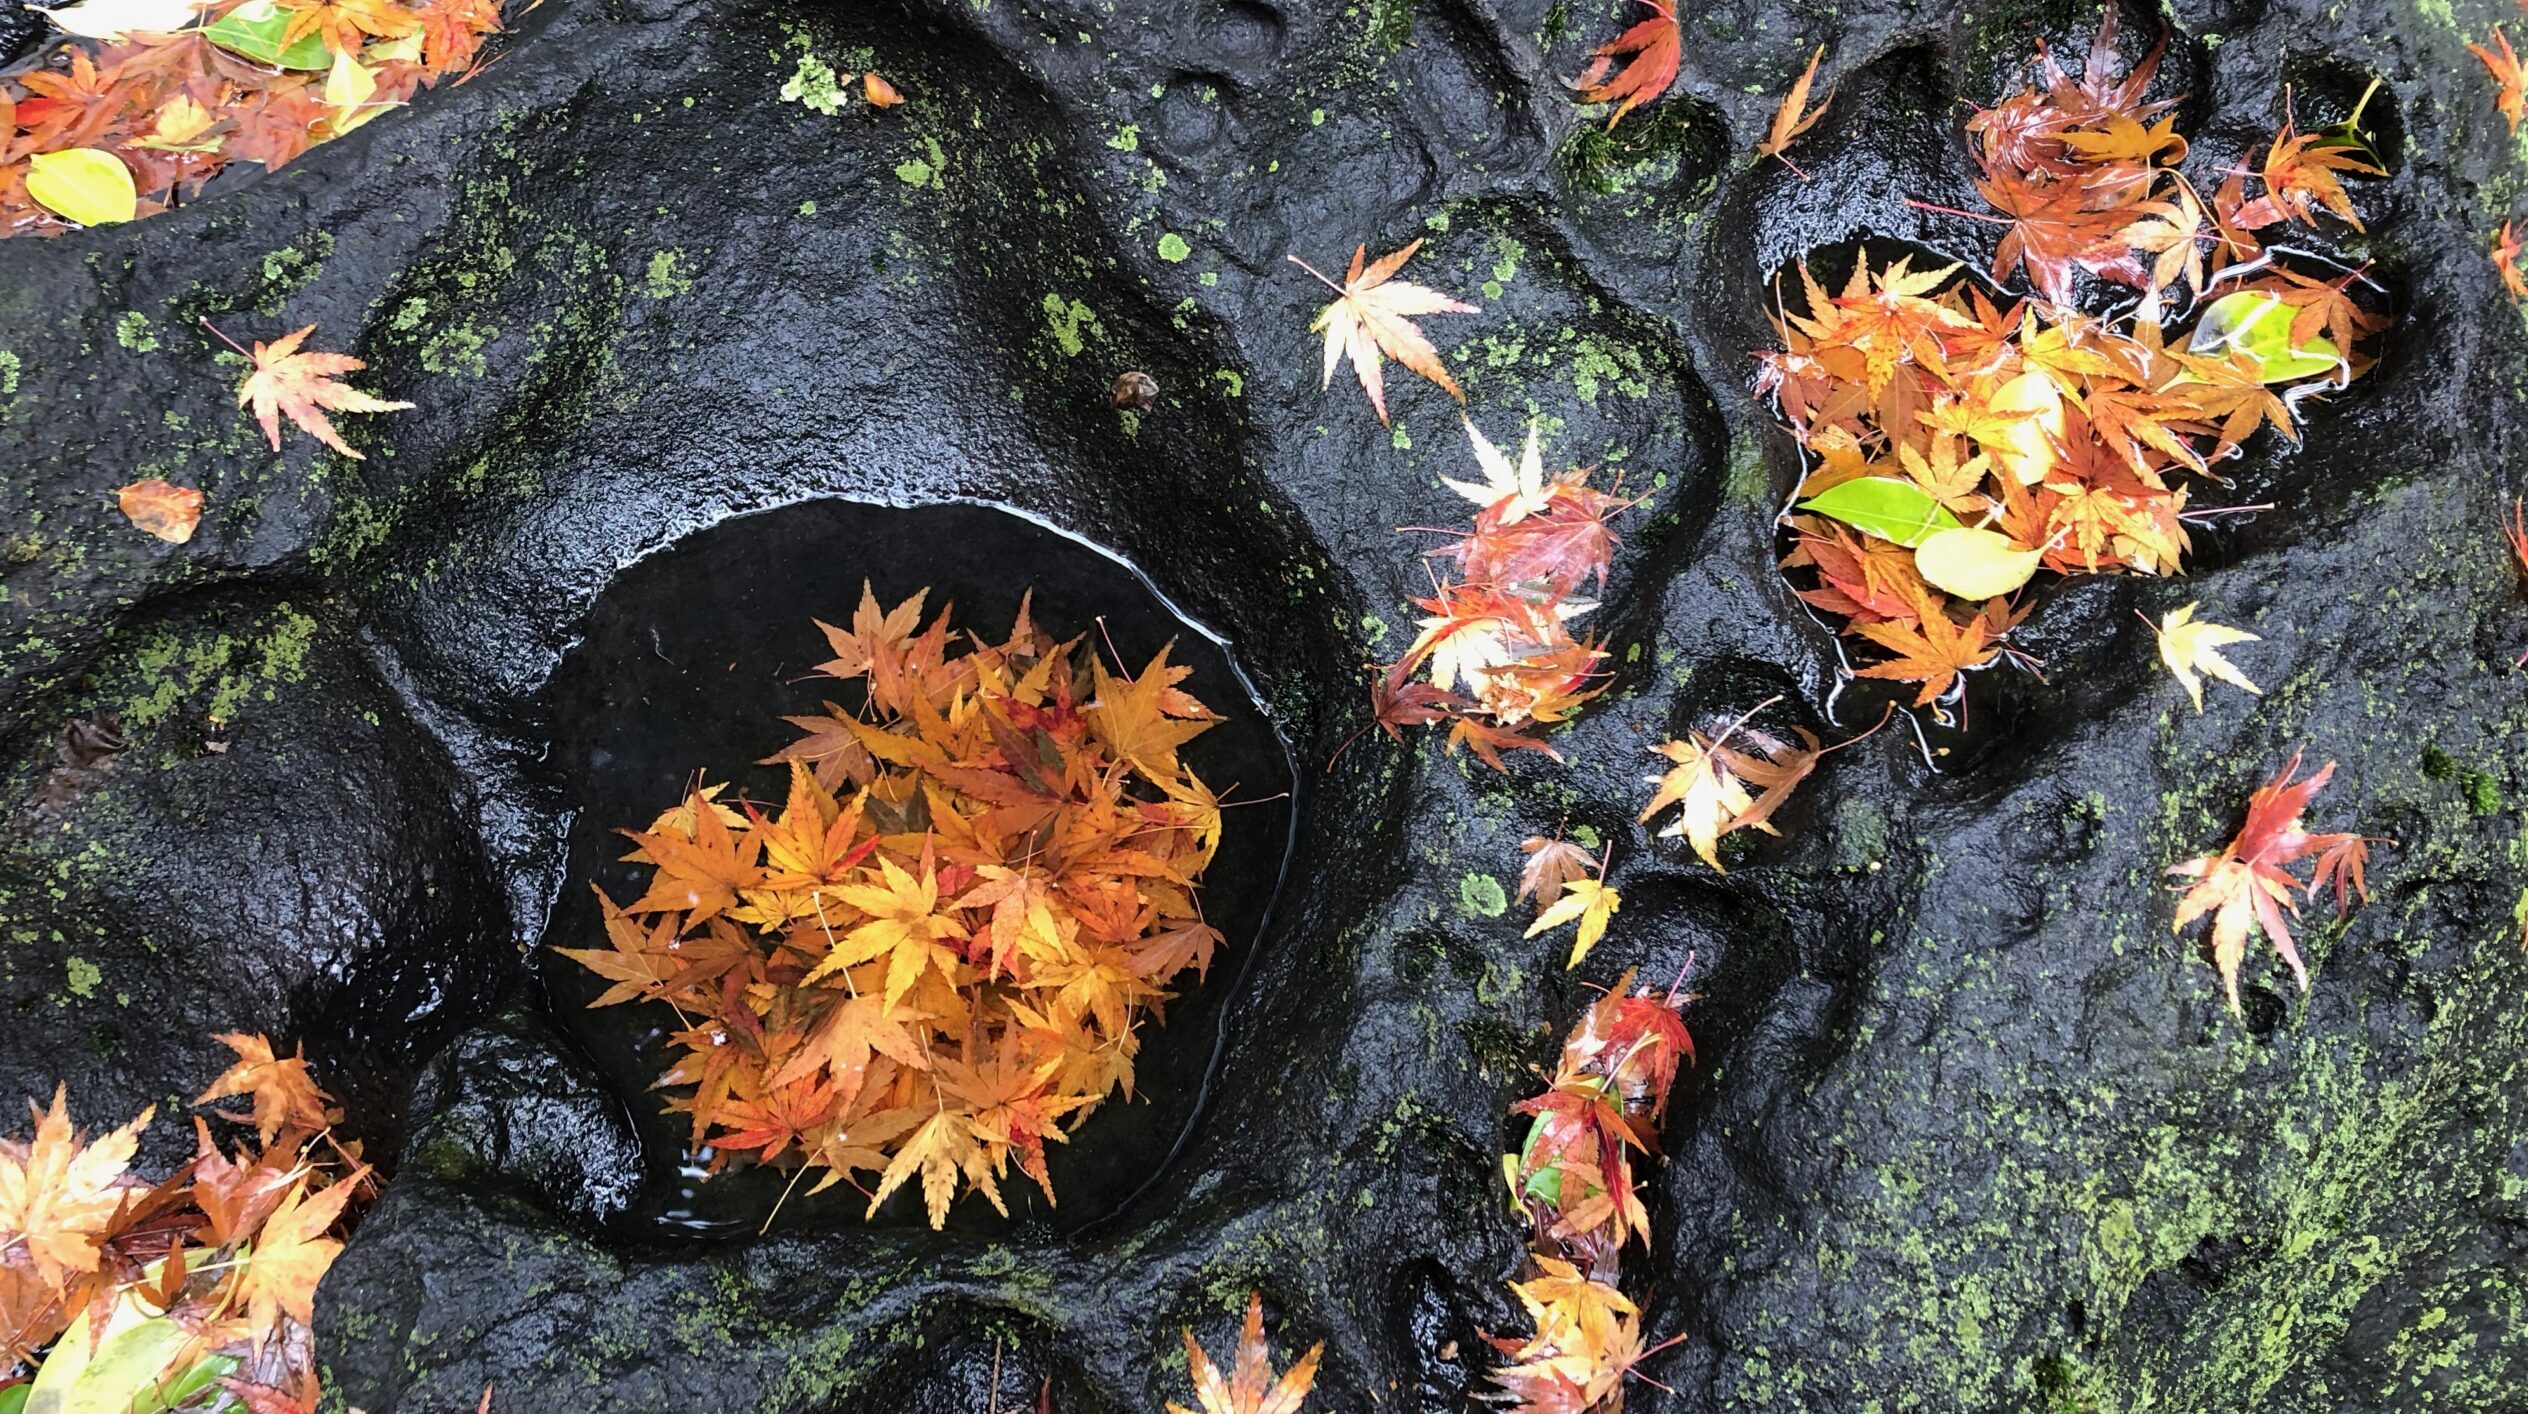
top-left (0, 589), bottom-right (509, 1166)
top-left (399, 998), bottom-right (645, 1227)
top-left (531, 499), bottom-right (1297, 1238)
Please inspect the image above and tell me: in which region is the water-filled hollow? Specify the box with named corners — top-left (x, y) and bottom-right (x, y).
top-left (529, 498), bottom-right (1297, 1239)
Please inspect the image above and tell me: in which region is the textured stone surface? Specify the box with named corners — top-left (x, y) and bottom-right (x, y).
top-left (2, 0), bottom-right (2525, 1408)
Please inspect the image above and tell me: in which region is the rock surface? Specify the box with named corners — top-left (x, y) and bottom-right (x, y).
top-left (1, 0), bottom-right (2524, 1409)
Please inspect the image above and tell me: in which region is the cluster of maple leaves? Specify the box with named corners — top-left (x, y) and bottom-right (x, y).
top-left (1367, 420), bottom-right (1635, 769)
top-left (561, 587), bottom-right (1229, 1229)
top-left (1748, 11), bottom-right (2391, 710)
top-left (0, 0), bottom-right (513, 237)
top-left (0, 1035), bottom-right (372, 1412)
top-left (1485, 971), bottom-right (1692, 1411)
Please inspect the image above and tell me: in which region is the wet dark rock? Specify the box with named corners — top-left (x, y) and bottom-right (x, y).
top-left (0, 0), bottom-right (2522, 1408)
top-left (400, 999), bottom-right (643, 1227)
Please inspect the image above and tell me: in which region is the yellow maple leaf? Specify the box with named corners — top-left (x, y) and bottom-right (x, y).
top-left (1289, 239), bottom-right (1478, 425)
top-left (1523, 878), bottom-right (1621, 969)
top-left (0, 1087), bottom-right (149, 1286)
top-left (1169, 1291), bottom-right (1323, 1414)
top-left (2150, 602), bottom-right (2261, 712)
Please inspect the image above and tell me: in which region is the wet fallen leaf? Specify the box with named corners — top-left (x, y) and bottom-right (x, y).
top-left (2148, 602), bottom-right (2260, 712)
top-left (1569, 0), bottom-right (1680, 128)
top-left (215, 322), bottom-right (415, 460)
top-left (568, 588), bottom-right (1229, 1229)
top-left (2171, 751), bottom-right (2374, 1013)
top-left (195, 1033), bottom-right (336, 1146)
top-left (1640, 710), bottom-right (1822, 872)
top-left (1289, 239), bottom-right (1477, 425)
top-left (1168, 1292), bottom-right (1322, 1414)
top-left (24, 148), bottom-right (137, 226)
top-left (1517, 835), bottom-right (1598, 916)
top-left (2497, 220), bottom-right (2527, 300)
top-left (1524, 878), bottom-right (1620, 968)
top-left (1755, 45), bottom-right (1831, 176)
top-left (2473, 25), bottom-right (2526, 134)
top-left (115, 478), bottom-right (203, 543)
top-left (1913, 526), bottom-right (2041, 600)
top-left (862, 71), bottom-right (903, 106)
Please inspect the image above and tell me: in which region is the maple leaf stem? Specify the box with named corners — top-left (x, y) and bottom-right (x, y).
top-left (196, 316), bottom-right (251, 357)
top-left (1901, 197), bottom-right (2014, 227)
top-left (757, 1158), bottom-right (811, 1236)
top-left (1813, 699), bottom-right (1899, 757)
top-left (1662, 948), bottom-right (1698, 1006)
top-left (1284, 253), bottom-right (1346, 294)
top-left (2176, 502), bottom-right (2274, 523)
top-left (811, 892), bottom-right (858, 998)
top-left (1772, 151), bottom-right (1813, 180)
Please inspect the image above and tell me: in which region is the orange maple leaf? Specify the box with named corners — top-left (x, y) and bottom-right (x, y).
top-left (1756, 45), bottom-right (1832, 176)
top-left (195, 1033), bottom-right (334, 1146)
top-left (116, 477), bottom-right (203, 543)
top-left (2498, 220), bottom-right (2528, 300)
top-left (1169, 1292), bottom-right (1324, 1414)
top-left (1853, 609), bottom-right (2000, 705)
top-left (2474, 25), bottom-right (2527, 134)
top-left (1289, 240), bottom-right (1478, 425)
top-left (2169, 753), bottom-right (2375, 1012)
top-left (228, 1170), bottom-right (362, 1342)
top-left (0, 1086), bottom-right (150, 1286)
top-left (211, 321), bottom-right (414, 460)
top-left (1570, 0), bottom-right (1681, 128)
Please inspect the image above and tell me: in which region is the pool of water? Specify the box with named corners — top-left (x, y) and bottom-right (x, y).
top-left (530, 498), bottom-right (1297, 1238)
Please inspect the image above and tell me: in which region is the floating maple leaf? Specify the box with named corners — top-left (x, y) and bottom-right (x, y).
top-left (207, 320), bottom-right (415, 460)
top-left (115, 476), bottom-right (202, 543)
top-left (2170, 751), bottom-right (2376, 1012)
top-left (568, 590), bottom-right (1232, 1229)
top-left (2147, 603), bottom-right (2260, 712)
top-left (1288, 240), bottom-right (1478, 425)
top-left (1569, 0), bottom-right (1680, 128)
top-left (1755, 45), bottom-right (1831, 176)
top-left (1169, 1291), bottom-right (1323, 1414)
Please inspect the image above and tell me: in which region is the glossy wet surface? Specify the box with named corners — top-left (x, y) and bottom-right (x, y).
top-left (533, 499), bottom-right (1296, 1236)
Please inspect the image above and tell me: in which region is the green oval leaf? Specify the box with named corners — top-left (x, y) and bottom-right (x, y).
top-left (204, 0), bottom-right (330, 69)
top-left (2187, 290), bottom-right (2343, 383)
top-left (24, 148), bottom-right (136, 227)
top-left (1914, 526), bottom-right (2044, 600)
top-left (1797, 476), bottom-right (1966, 548)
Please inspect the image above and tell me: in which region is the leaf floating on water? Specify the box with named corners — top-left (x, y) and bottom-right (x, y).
top-left (31, 0), bottom-right (199, 40)
top-left (1796, 476), bottom-right (1966, 548)
top-left (201, 0), bottom-right (330, 68)
top-left (1913, 526), bottom-right (2042, 600)
top-left (25, 149), bottom-right (136, 227)
top-left (2187, 290), bottom-right (2344, 384)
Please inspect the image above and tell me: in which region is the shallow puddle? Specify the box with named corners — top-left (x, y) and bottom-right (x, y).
top-left (532, 498), bottom-right (1297, 1238)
